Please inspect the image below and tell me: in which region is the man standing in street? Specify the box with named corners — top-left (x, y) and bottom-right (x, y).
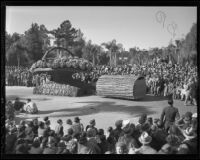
top-left (160, 99), bottom-right (180, 132)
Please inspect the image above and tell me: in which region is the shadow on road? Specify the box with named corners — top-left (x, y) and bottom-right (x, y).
top-left (37, 101), bottom-right (156, 118)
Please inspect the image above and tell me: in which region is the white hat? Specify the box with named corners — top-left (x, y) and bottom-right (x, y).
top-left (139, 132), bottom-right (152, 144)
top-left (192, 113), bottom-right (197, 118)
top-left (122, 119), bottom-right (130, 128)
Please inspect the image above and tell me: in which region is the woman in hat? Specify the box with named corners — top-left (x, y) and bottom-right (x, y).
top-left (135, 132), bottom-right (157, 154)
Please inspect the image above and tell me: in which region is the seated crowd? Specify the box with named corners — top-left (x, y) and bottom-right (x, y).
top-left (5, 102), bottom-right (197, 154)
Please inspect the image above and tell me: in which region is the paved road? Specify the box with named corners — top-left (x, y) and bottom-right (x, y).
top-left (6, 86), bottom-right (197, 131)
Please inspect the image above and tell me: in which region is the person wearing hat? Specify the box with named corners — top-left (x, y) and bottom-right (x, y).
top-left (85, 119), bottom-right (98, 136)
top-left (136, 132), bottom-right (157, 154)
top-left (71, 117), bottom-right (84, 135)
top-left (55, 119), bottom-right (64, 138)
top-left (113, 120), bottom-right (123, 142)
top-left (160, 99), bottom-right (180, 132)
top-left (158, 134), bottom-right (181, 154)
top-left (177, 127), bottom-right (197, 154)
top-left (64, 119), bottom-right (72, 136)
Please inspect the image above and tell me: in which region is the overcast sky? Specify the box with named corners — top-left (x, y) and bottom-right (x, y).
top-left (6, 6), bottom-right (197, 50)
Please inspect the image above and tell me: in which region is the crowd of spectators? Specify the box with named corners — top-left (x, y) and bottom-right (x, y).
top-left (6, 66), bottom-right (33, 87)
top-left (5, 98), bottom-right (197, 154)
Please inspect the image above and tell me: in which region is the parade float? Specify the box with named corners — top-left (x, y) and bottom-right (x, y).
top-left (96, 75), bottom-right (146, 100)
top-left (30, 47), bottom-right (95, 97)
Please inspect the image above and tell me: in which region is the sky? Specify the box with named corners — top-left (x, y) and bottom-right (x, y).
top-left (6, 6), bottom-right (197, 50)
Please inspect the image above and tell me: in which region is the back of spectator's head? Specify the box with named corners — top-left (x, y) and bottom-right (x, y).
top-left (66, 119), bottom-right (72, 125)
top-left (27, 121), bottom-right (33, 127)
top-left (74, 117), bottom-right (81, 123)
top-left (38, 121), bottom-right (44, 128)
top-left (166, 134), bottom-right (180, 146)
top-left (45, 120), bottom-right (50, 126)
top-left (98, 129), bottom-right (104, 136)
top-left (115, 120), bottom-right (123, 128)
top-left (168, 99), bottom-right (173, 106)
top-left (86, 128), bottom-right (96, 138)
top-left (43, 116), bottom-right (49, 122)
top-left (89, 119), bottom-right (96, 126)
top-left (78, 132), bottom-right (87, 144)
top-left (138, 114), bottom-right (147, 124)
top-left (141, 123), bottom-right (151, 133)
top-left (27, 98), bottom-right (31, 102)
top-left (15, 97), bottom-right (19, 101)
top-left (67, 128), bottom-right (74, 136)
top-left (147, 117), bottom-right (153, 125)
top-left (57, 119), bottom-right (63, 124)
top-left (32, 138), bottom-right (41, 148)
top-left (107, 126), bottom-right (113, 133)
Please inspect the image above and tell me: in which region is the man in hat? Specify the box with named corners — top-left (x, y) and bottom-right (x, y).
top-left (135, 132), bottom-right (157, 154)
top-left (160, 99), bottom-right (180, 132)
top-left (177, 127), bottom-right (197, 154)
top-left (71, 117), bottom-right (84, 135)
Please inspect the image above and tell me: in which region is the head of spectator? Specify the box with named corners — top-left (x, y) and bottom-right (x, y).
top-left (33, 118), bottom-right (38, 126)
top-left (89, 119), bottom-right (96, 127)
top-left (38, 121), bottom-right (44, 129)
top-left (19, 120), bottom-right (26, 126)
top-left (66, 119), bottom-right (72, 125)
top-left (115, 142), bottom-right (127, 154)
top-left (86, 128), bottom-right (96, 138)
top-left (43, 116), bottom-right (49, 122)
top-left (138, 114), bottom-right (147, 125)
top-left (45, 120), bottom-right (51, 127)
top-left (78, 132), bottom-right (87, 145)
top-left (27, 121), bottom-right (33, 128)
top-left (57, 119), bottom-right (63, 126)
top-left (182, 127), bottom-right (197, 140)
top-left (115, 120), bottom-right (123, 129)
top-left (26, 98), bottom-right (31, 103)
top-left (168, 99), bottom-right (173, 106)
top-left (141, 122), bottom-right (151, 134)
top-left (166, 134), bottom-right (180, 147)
top-left (147, 117), bottom-right (153, 125)
top-left (139, 132), bottom-right (152, 146)
top-left (67, 128), bottom-right (74, 136)
top-left (74, 117), bottom-right (81, 123)
top-left (183, 112), bottom-right (192, 124)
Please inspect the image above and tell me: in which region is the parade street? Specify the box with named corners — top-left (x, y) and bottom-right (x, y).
top-left (6, 86), bottom-right (197, 131)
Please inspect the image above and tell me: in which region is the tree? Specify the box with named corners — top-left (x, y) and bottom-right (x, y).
top-left (50, 20), bottom-right (78, 48)
top-left (6, 33), bottom-right (31, 66)
top-left (101, 39), bottom-right (122, 66)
